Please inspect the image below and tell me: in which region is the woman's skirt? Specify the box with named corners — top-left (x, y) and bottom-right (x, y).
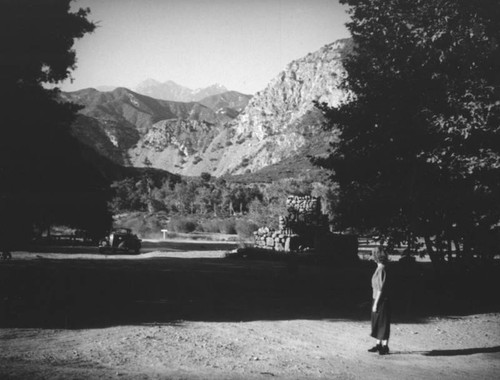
top-left (370, 299), bottom-right (391, 340)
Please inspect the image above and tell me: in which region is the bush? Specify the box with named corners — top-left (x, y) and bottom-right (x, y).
top-left (235, 220), bottom-right (258, 239)
top-left (199, 219), bottom-right (221, 233)
top-left (199, 218), bottom-right (254, 235)
top-left (167, 216), bottom-right (197, 233)
top-left (219, 219), bottom-right (237, 234)
top-left (198, 218), bottom-right (237, 234)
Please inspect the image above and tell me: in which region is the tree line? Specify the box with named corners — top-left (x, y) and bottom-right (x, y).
top-left (109, 173), bottom-right (333, 229)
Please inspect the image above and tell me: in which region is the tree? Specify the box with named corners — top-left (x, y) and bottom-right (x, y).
top-left (226, 185), bottom-right (263, 215)
top-left (109, 178), bottom-right (145, 213)
top-left (315, 0), bottom-right (500, 264)
top-left (0, 0), bottom-right (111, 242)
top-left (194, 186), bottom-right (212, 214)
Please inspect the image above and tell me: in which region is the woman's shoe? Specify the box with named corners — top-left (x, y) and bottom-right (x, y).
top-left (368, 344), bottom-right (381, 352)
top-left (379, 345), bottom-right (390, 355)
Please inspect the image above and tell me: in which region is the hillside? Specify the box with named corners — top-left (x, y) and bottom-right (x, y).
top-left (198, 91), bottom-right (252, 120)
top-left (62, 87), bottom-right (244, 170)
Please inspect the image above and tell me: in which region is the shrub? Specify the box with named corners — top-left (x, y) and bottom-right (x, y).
top-left (199, 219), bottom-right (221, 233)
top-left (167, 216), bottom-right (197, 233)
top-left (198, 218), bottom-right (240, 234)
top-left (235, 219), bottom-right (258, 239)
top-left (219, 219), bottom-right (237, 234)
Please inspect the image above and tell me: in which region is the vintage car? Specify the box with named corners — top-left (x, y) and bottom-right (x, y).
top-left (98, 228), bottom-right (141, 254)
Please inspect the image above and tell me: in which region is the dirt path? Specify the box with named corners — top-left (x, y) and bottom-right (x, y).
top-left (1, 247), bottom-right (499, 379)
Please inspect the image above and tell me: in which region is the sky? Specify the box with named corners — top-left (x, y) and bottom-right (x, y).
top-left (60, 0), bottom-right (351, 95)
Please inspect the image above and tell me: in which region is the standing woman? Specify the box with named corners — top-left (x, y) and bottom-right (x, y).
top-left (368, 247), bottom-right (391, 355)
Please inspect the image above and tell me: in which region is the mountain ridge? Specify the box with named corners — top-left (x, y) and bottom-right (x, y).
top-left (63, 87), bottom-right (251, 172)
top-left (134, 79), bottom-right (230, 102)
top-left (65, 38), bottom-right (352, 179)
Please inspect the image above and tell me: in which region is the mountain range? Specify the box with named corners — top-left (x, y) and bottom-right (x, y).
top-left (65, 38), bottom-right (353, 179)
top-left (134, 79), bottom-right (228, 102)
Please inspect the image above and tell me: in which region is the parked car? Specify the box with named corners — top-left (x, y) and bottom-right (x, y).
top-left (98, 228), bottom-right (141, 254)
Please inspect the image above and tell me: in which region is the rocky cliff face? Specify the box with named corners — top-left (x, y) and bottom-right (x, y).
top-left (213, 38), bottom-right (353, 176)
top-left (129, 118), bottom-right (224, 174)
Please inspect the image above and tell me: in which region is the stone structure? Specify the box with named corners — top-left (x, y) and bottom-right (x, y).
top-left (253, 195), bottom-right (329, 252)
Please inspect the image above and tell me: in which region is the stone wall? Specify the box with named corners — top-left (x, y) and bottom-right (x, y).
top-left (284, 195), bottom-right (329, 231)
top-left (286, 195), bottom-right (320, 214)
top-left (253, 195), bottom-right (329, 252)
top-left (253, 227), bottom-right (300, 252)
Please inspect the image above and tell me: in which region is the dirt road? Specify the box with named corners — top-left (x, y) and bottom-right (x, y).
top-left (1, 242), bottom-right (499, 379)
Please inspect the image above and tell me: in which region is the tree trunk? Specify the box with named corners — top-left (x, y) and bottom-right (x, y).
top-left (147, 199), bottom-right (154, 214)
top-left (425, 235), bottom-right (444, 269)
top-left (446, 239), bottom-right (453, 262)
top-left (462, 236), bottom-right (473, 265)
top-left (453, 239), bottom-right (461, 261)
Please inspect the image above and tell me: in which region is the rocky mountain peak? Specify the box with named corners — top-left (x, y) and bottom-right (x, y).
top-left (235, 38), bottom-right (352, 140)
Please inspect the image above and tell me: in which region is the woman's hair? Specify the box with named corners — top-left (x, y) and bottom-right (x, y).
top-left (373, 246), bottom-right (389, 264)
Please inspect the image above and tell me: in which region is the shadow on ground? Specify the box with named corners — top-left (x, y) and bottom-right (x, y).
top-left (1, 250), bottom-right (499, 329)
top-left (25, 239), bottom-right (240, 254)
top-left (423, 345), bottom-right (500, 356)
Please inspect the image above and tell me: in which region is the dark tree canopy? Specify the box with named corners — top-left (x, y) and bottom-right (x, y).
top-left (0, 0), bottom-right (111, 243)
top-left (315, 0), bottom-right (500, 263)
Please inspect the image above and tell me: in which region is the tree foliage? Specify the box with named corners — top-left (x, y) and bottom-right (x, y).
top-left (109, 176), bottom-right (263, 216)
top-left (315, 0), bottom-right (500, 263)
top-left (0, 0), bottom-right (111, 242)
top-left (108, 174), bottom-right (331, 232)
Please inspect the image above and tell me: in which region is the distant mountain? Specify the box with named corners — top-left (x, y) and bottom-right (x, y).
top-left (65, 39), bottom-right (352, 179)
top-left (62, 87), bottom-right (220, 165)
top-left (134, 79), bottom-right (229, 102)
top-left (63, 87), bottom-right (250, 175)
top-left (94, 85), bottom-right (117, 92)
top-left (62, 87), bottom-right (219, 133)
